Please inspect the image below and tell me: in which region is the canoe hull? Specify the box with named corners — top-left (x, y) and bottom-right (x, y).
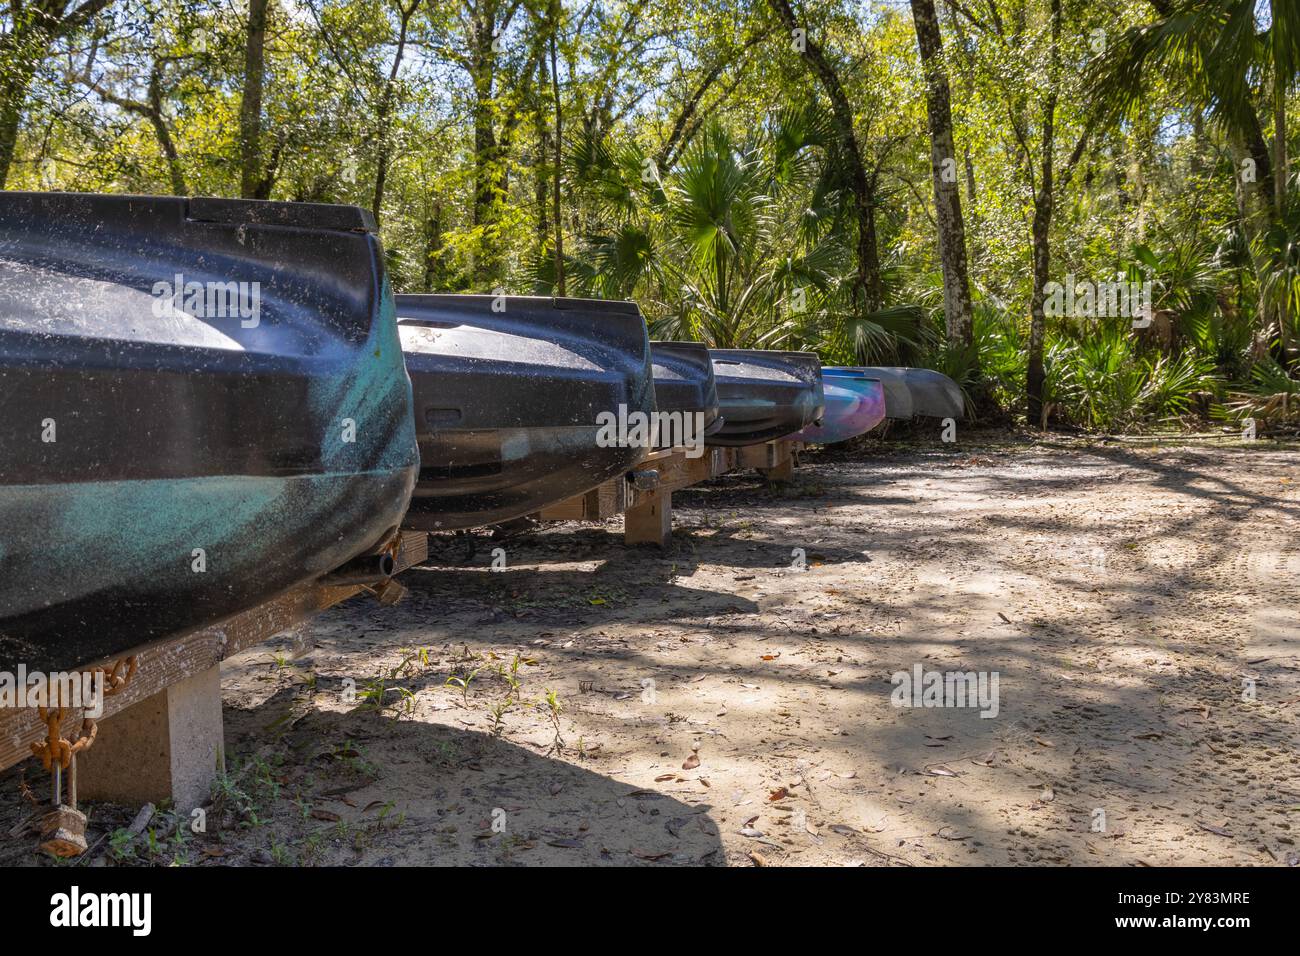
top-left (398, 294), bottom-right (654, 530)
top-left (786, 376), bottom-right (886, 444)
top-left (0, 470), bottom-right (413, 670)
top-left (0, 193), bottom-right (418, 672)
top-left (824, 366), bottom-right (963, 420)
top-left (707, 350), bottom-right (825, 446)
top-left (650, 341), bottom-right (722, 446)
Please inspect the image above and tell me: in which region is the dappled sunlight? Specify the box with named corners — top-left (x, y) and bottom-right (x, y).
top-left (7, 438), bottom-right (1278, 865)
top-left (145, 438), bottom-right (1293, 866)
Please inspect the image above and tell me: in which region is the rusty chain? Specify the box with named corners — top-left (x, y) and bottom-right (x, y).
top-left (29, 655), bottom-right (137, 771)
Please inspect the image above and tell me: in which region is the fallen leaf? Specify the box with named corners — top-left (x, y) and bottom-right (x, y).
top-left (629, 848), bottom-right (672, 861)
top-left (1197, 822), bottom-right (1233, 838)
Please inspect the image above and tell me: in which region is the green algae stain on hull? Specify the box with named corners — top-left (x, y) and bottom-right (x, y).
top-left (0, 465), bottom-right (415, 672)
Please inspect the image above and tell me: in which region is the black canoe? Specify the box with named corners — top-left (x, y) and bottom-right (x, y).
top-left (707, 350), bottom-right (826, 446)
top-left (650, 341), bottom-right (723, 447)
top-left (397, 294), bottom-right (654, 531)
top-left (0, 193), bottom-right (419, 673)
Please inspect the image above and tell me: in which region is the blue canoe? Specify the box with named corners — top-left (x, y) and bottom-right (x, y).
top-left (787, 374), bottom-right (886, 444)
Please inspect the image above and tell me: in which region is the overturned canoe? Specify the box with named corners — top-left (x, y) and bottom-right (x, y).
top-left (0, 193), bottom-right (419, 672)
top-left (397, 294), bottom-right (654, 531)
top-left (650, 341), bottom-right (723, 447)
top-left (787, 373), bottom-right (886, 444)
top-left (824, 366), bottom-right (963, 420)
top-left (707, 350), bottom-right (825, 446)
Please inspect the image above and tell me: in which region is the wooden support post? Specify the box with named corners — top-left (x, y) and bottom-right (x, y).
top-left (738, 440), bottom-right (798, 483)
top-left (624, 488), bottom-right (673, 547)
top-left (77, 664), bottom-right (225, 814)
top-left (758, 456), bottom-right (795, 482)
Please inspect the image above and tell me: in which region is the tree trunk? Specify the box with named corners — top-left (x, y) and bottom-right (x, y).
top-left (910, 0), bottom-right (974, 349)
top-left (0, 64), bottom-right (38, 188)
top-left (91, 66), bottom-right (187, 195)
top-left (470, 7), bottom-right (502, 285)
top-left (1025, 0), bottom-right (1082, 424)
top-left (1274, 65), bottom-right (1291, 357)
top-left (1273, 69), bottom-right (1287, 215)
top-left (239, 0), bottom-right (269, 199)
top-left (146, 113), bottom-right (186, 196)
top-left (767, 0), bottom-right (881, 313)
top-left (1027, 196), bottom-right (1052, 426)
top-left (533, 51), bottom-right (551, 257)
top-left (146, 67), bottom-right (186, 194)
top-left (549, 0), bottom-right (564, 295)
top-left (423, 202), bottom-right (446, 292)
top-left (372, 0), bottom-right (420, 224)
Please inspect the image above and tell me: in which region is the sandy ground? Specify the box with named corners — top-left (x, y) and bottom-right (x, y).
top-left (4, 432), bottom-right (1298, 866)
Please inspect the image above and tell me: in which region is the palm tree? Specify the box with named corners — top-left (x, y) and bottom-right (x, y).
top-left (1090, 0), bottom-right (1300, 357)
top-left (554, 113), bottom-right (923, 359)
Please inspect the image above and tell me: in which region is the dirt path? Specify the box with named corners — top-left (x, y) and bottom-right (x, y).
top-left (4, 435), bottom-right (1298, 866)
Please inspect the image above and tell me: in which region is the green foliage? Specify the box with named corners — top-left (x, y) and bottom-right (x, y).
top-left (1219, 355), bottom-right (1300, 427)
top-left (1041, 320), bottom-right (1218, 431)
top-left (4, 0), bottom-right (1300, 432)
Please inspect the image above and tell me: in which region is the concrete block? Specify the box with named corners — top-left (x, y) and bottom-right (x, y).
top-left (77, 664), bottom-right (224, 813)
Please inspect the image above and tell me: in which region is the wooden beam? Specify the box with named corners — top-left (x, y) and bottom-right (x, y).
top-left (536, 471), bottom-right (631, 521)
top-left (0, 531), bottom-right (428, 774)
top-left (536, 440), bottom-right (796, 547)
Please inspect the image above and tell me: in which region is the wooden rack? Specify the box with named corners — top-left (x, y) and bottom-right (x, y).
top-left (0, 531), bottom-right (428, 810)
top-left (537, 439), bottom-right (800, 546)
